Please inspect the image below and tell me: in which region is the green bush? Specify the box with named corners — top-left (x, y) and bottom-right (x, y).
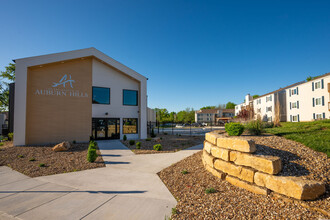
top-left (151, 128), bottom-right (156, 138)
top-left (245, 120), bottom-right (264, 136)
top-left (136, 142), bottom-right (141, 149)
top-left (87, 148), bottom-right (98, 162)
top-left (146, 138), bottom-right (152, 141)
top-left (153, 144), bottom-right (162, 151)
top-left (262, 122), bottom-right (274, 128)
top-left (8, 133), bottom-right (13, 141)
top-left (29, 158), bottom-right (36, 161)
top-left (89, 141), bottom-right (97, 150)
top-left (123, 135), bottom-right (127, 141)
top-left (38, 163), bottom-right (45, 167)
top-left (225, 122), bottom-right (245, 136)
top-left (129, 140), bottom-right (135, 145)
top-left (181, 169), bottom-right (188, 174)
top-left (0, 142), bottom-right (3, 146)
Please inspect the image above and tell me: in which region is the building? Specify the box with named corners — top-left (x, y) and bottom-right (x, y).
top-left (286, 73), bottom-right (330, 122)
top-left (236, 82), bottom-right (304, 122)
top-left (13, 48), bottom-right (148, 146)
top-left (147, 107), bottom-right (156, 123)
top-left (195, 108), bottom-right (235, 124)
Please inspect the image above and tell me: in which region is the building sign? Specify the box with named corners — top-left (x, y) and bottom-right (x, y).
top-left (34, 74), bottom-right (88, 98)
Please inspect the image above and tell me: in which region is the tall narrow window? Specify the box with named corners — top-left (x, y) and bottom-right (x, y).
top-left (92, 87), bottom-right (110, 104)
top-left (123, 90), bottom-right (138, 106)
top-left (123, 118), bottom-right (138, 134)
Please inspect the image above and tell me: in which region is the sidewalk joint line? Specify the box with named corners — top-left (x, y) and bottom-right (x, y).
top-left (80, 195), bottom-right (118, 219)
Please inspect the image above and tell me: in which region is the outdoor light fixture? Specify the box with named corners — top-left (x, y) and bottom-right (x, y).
top-left (105, 112), bottom-right (108, 115)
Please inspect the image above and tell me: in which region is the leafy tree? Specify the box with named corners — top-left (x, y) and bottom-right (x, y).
top-left (200, 106), bottom-right (216, 110)
top-left (176, 108), bottom-right (195, 123)
top-left (252, 95), bottom-right (259, 99)
top-left (0, 63), bottom-right (15, 111)
top-left (225, 102), bottom-right (236, 109)
top-left (155, 108), bottom-right (170, 122)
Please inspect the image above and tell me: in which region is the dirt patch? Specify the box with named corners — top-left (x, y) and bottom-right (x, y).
top-left (121, 134), bottom-right (204, 154)
top-left (158, 134), bottom-right (329, 219)
top-left (0, 142), bottom-right (105, 177)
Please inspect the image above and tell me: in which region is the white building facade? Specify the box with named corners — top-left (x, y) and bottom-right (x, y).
top-left (286, 74), bottom-right (330, 122)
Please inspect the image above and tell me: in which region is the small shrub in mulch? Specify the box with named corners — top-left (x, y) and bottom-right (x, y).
top-left (181, 170), bottom-right (188, 174)
top-left (136, 142), bottom-right (141, 149)
top-left (87, 148), bottom-right (98, 162)
top-left (129, 140), bottom-right (135, 146)
top-left (38, 163), bottom-right (46, 167)
top-left (123, 135), bottom-right (127, 141)
top-left (153, 144), bottom-right (162, 151)
top-left (205, 187), bottom-right (216, 194)
top-left (225, 122), bottom-right (244, 136)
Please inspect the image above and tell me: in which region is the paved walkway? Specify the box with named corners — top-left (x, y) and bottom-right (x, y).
top-left (0, 141), bottom-right (202, 220)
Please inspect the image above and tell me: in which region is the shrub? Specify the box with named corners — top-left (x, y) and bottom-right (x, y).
top-left (136, 142), bottom-right (141, 149)
top-left (151, 128), bottom-right (156, 138)
top-left (205, 187), bottom-right (216, 194)
top-left (153, 144), bottom-right (162, 151)
top-left (8, 133), bottom-right (13, 141)
top-left (89, 141), bottom-right (97, 150)
top-left (123, 135), bottom-right (127, 141)
top-left (245, 120), bottom-right (264, 136)
top-left (181, 170), bottom-right (188, 174)
top-left (18, 155), bottom-right (24, 158)
top-left (146, 138), bottom-right (152, 141)
top-left (129, 140), bottom-right (135, 145)
top-left (38, 163), bottom-right (45, 167)
top-left (29, 158), bottom-right (36, 161)
top-left (87, 148), bottom-right (98, 162)
top-left (0, 142), bottom-right (3, 146)
top-left (172, 207), bottom-right (177, 215)
top-left (225, 122), bottom-right (244, 136)
top-left (72, 140), bottom-right (76, 144)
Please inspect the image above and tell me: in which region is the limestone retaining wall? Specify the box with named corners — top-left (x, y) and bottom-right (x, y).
top-left (202, 132), bottom-right (325, 200)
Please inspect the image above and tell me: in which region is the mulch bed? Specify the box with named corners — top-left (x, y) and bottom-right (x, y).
top-left (0, 142), bottom-right (105, 177)
top-left (158, 134), bottom-right (329, 219)
top-left (121, 134), bottom-right (204, 154)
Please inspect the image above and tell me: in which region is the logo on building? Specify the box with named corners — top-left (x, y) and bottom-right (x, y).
top-left (52, 74), bottom-right (75, 88)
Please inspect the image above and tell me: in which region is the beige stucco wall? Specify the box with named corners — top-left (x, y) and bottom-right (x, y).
top-left (25, 58), bottom-right (92, 145)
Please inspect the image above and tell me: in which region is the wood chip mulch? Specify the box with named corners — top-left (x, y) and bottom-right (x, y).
top-left (158, 134), bottom-right (329, 219)
top-left (0, 142), bottom-right (105, 177)
top-left (121, 134), bottom-right (204, 154)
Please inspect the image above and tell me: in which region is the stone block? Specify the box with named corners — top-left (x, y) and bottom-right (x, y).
top-left (205, 132), bottom-right (223, 145)
top-left (226, 175), bottom-right (269, 195)
top-left (217, 137), bottom-right (256, 153)
top-left (203, 150), bottom-right (215, 168)
top-left (204, 141), bottom-right (212, 154)
top-left (230, 151), bottom-right (282, 174)
top-left (52, 141), bottom-right (71, 152)
top-left (205, 163), bottom-right (226, 180)
top-left (211, 146), bottom-right (230, 161)
top-left (214, 159), bottom-right (255, 183)
top-left (254, 172), bottom-right (325, 200)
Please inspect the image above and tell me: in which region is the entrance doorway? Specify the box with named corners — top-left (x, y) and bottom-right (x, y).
top-left (92, 118), bottom-right (120, 140)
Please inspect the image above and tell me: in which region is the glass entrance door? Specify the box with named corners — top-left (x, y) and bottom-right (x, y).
top-left (92, 118), bottom-right (120, 140)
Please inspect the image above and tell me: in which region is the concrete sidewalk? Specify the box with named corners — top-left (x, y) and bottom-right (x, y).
top-left (0, 141), bottom-right (202, 220)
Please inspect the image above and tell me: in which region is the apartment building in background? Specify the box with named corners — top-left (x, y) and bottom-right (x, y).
top-left (195, 108), bottom-right (235, 123)
top-left (286, 73), bottom-right (330, 122)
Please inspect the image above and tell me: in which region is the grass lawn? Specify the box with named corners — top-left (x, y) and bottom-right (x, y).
top-left (265, 119), bottom-right (330, 157)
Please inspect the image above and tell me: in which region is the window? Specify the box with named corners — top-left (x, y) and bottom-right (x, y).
top-left (266, 95), bottom-right (272, 102)
top-left (123, 90), bottom-right (138, 106)
top-left (92, 87), bottom-right (110, 104)
top-left (292, 102), bottom-right (297, 108)
top-left (257, 108), bottom-right (261, 113)
top-left (256, 99), bottom-right (261, 104)
top-left (292, 115), bottom-right (298, 122)
top-left (315, 98), bottom-right (322, 106)
top-left (291, 88), bottom-right (297, 95)
top-left (316, 114), bottom-right (323, 119)
top-left (123, 118), bottom-right (138, 134)
top-left (266, 106), bottom-right (272, 112)
top-left (315, 81), bottom-right (321, 89)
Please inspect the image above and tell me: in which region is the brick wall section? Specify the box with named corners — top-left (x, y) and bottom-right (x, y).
top-left (202, 131), bottom-right (325, 200)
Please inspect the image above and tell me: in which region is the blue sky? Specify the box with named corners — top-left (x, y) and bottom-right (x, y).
top-left (0, 0), bottom-right (329, 112)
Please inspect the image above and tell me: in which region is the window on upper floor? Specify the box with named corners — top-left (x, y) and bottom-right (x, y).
top-left (292, 102), bottom-right (297, 108)
top-left (266, 106), bottom-right (272, 112)
top-left (92, 87), bottom-right (110, 104)
top-left (315, 81), bottom-right (321, 89)
top-left (291, 89), bottom-right (297, 95)
top-left (257, 108), bottom-right (261, 113)
top-left (123, 90), bottom-right (138, 106)
top-left (315, 97), bottom-right (322, 106)
top-left (266, 95), bottom-right (272, 102)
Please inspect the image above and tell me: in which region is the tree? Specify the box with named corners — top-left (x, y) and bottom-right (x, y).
top-left (200, 106), bottom-right (216, 110)
top-left (252, 95), bottom-right (259, 99)
top-left (0, 63), bottom-right (15, 111)
top-left (155, 108), bottom-right (170, 122)
top-left (225, 102), bottom-right (236, 109)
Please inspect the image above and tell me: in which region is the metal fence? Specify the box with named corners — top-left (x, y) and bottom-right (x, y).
top-left (147, 120), bottom-right (226, 136)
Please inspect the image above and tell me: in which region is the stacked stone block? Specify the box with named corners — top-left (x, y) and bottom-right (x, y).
top-left (202, 132), bottom-right (325, 200)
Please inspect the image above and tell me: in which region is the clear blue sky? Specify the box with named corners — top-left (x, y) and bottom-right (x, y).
top-left (0, 0), bottom-right (329, 112)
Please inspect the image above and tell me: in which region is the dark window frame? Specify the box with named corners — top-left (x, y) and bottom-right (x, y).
top-left (123, 89), bottom-right (138, 106)
top-left (92, 86), bottom-right (111, 105)
top-left (122, 118), bottom-right (138, 134)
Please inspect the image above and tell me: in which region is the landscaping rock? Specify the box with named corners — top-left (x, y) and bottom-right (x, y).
top-left (204, 162), bottom-right (226, 180)
top-left (254, 172), bottom-right (326, 200)
top-left (203, 141), bottom-right (212, 154)
top-left (214, 159), bottom-right (255, 183)
top-left (211, 146), bottom-right (230, 161)
top-left (52, 141), bottom-right (71, 152)
top-left (226, 175), bottom-right (269, 195)
top-left (230, 151), bottom-right (282, 174)
top-left (217, 137), bottom-right (256, 153)
top-left (203, 150), bottom-right (215, 168)
top-left (205, 132), bottom-right (222, 145)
